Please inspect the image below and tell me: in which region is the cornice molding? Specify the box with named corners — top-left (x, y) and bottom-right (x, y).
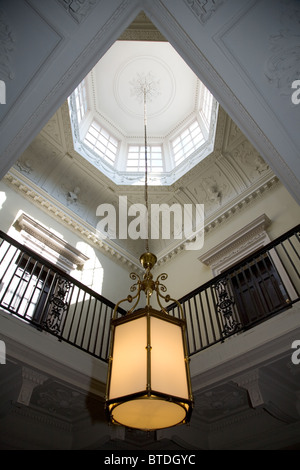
top-left (4, 169), bottom-right (279, 270)
top-left (10, 401), bottom-right (72, 431)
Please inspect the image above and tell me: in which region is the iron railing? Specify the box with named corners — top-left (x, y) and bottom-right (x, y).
top-left (0, 226), bottom-right (299, 362)
top-left (167, 224), bottom-right (300, 356)
top-left (0, 230), bottom-right (126, 361)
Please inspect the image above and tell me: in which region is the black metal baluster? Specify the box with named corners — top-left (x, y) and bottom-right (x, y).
top-left (3, 252), bottom-right (28, 312)
top-left (94, 301), bottom-right (104, 357)
top-left (87, 296), bottom-right (97, 354)
top-left (214, 277), bottom-right (240, 337)
top-left (187, 298), bottom-right (196, 355)
top-left (80, 293), bottom-right (92, 349)
top-left (22, 262), bottom-right (45, 320)
top-left (193, 294), bottom-right (202, 351)
top-left (59, 282), bottom-right (76, 339)
top-left (280, 240), bottom-right (299, 279)
top-left (210, 283), bottom-right (224, 341)
top-left (288, 235), bottom-right (300, 261)
top-left (74, 290), bottom-right (87, 345)
top-left (103, 305), bottom-right (112, 361)
top-left (199, 290), bottom-right (209, 348)
top-left (14, 257), bottom-right (38, 316)
top-left (204, 288), bottom-right (215, 344)
top-left (64, 282), bottom-right (80, 341)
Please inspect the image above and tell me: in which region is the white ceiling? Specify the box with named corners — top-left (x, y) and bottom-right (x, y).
top-left (70, 38), bottom-right (218, 186)
top-left (89, 40), bottom-right (199, 138)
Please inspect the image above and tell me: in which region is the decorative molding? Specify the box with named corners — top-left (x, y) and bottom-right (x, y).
top-left (14, 212), bottom-right (89, 272)
top-left (195, 382), bottom-right (248, 423)
top-left (209, 406), bottom-right (265, 432)
top-left (198, 213), bottom-right (272, 275)
top-left (0, 0), bottom-right (131, 176)
top-left (30, 380), bottom-right (88, 420)
top-left (0, 8), bottom-right (16, 81)
top-left (233, 369), bottom-right (264, 408)
top-left (233, 368), bottom-right (300, 424)
top-left (184, 0), bottom-right (224, 24)
top-left (264, 0), bottom-right (300, 97)
top-left (118, 11), bottom-right (167, 42)
top-left (17, 367), bottom-right (48, 407)
top-left (11, 400), bottom-right (72, 431)
top-left (56, 0), bottom-right (98, 23)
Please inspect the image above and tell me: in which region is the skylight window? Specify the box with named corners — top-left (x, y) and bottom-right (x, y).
top-left (127, 145), bottom-right (163, 173)
top-left (68, 41), bottom-right (218, 186)
top-left (84, 121), bottom-right (119, 165)
top-left (74, 79), bottom-right (87, 123)
top-left (199, 86), bottom-right (213, 131)
top-left (171, 121), bottom-right (205, 166)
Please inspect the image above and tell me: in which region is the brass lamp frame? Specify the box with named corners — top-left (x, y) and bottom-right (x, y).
top-left (105, 252), bottom-right (194, 430)
top-left (105, 81), bottom-right (193, 431)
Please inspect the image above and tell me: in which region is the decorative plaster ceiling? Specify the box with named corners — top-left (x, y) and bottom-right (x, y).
top-left (90, 41), bottom-right (197, 137)
top-left (69, 39), bottom-right (218, 185)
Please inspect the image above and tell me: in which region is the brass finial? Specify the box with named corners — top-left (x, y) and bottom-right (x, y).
top-left (139, 252), bottom-right (157, 271)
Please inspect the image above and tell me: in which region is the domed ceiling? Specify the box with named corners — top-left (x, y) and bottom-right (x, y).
top-left (68, 36), bottom-right (218, 185)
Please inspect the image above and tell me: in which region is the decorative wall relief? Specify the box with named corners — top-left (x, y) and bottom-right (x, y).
top-left (15, 158), bottom-right (33, 175)
top-left (196, 383), bottom-right (248, 421)
top-left (56, 0), bottom-right (98, 23)
top-left (264, 0), bottom-right (300, 97)
top-left (58, 181), bottom-right (87, 216)
top-left (230, 141), bottom-right (269, 182)
top-left (202, 176), bottom-right (222, 205)
top-left (184, 0), bottom-right (224, 24)
top-left (0, 8), bottom-right (16, 81)
top-left (15, 136), bottom-right (61, 185)
top-left (66, 186), bottom-right (81, 205)
top-left (41, 112), bottom-right (64, 149)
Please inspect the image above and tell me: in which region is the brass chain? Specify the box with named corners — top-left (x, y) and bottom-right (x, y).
top-left (144, 88), bottom-right (149, 253)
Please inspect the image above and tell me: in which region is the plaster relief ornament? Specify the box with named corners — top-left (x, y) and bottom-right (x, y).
top-left (67, 186), bottom-right (81, 204)
top-left (58, 182), bottom-right (86, 215)
top-left (0, 8), bottom-right (16, 81)
top-left (253, 155), bottom-right (269, 174)
top-left (202, 176), bottom-right (222, 205)
top-left (231, 141), bottom-right (269, 181)
top-left (15, 158), bottom-right (33, 174)
top-left (129, 71), bottom-right (161, 104)
top-left (264, 0), bottom-right (300, 98)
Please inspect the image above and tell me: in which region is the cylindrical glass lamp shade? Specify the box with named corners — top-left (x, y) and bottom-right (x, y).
top-left (105, 307), bottom-right (193, 431)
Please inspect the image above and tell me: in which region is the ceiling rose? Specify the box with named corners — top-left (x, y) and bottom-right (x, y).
top-left (114, 55), bottom-right (176, 119)
top-left (130, 71), bottom-right (161, 103)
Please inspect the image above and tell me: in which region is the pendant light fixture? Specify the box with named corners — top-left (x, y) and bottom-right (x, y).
top-left (105, 77), bottom-right (193, 431)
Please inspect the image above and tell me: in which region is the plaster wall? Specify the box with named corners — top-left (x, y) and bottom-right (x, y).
top-left (157, 181), bottom-right (300, 300)
top-left (0, 180), bottom-right (132, 304)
